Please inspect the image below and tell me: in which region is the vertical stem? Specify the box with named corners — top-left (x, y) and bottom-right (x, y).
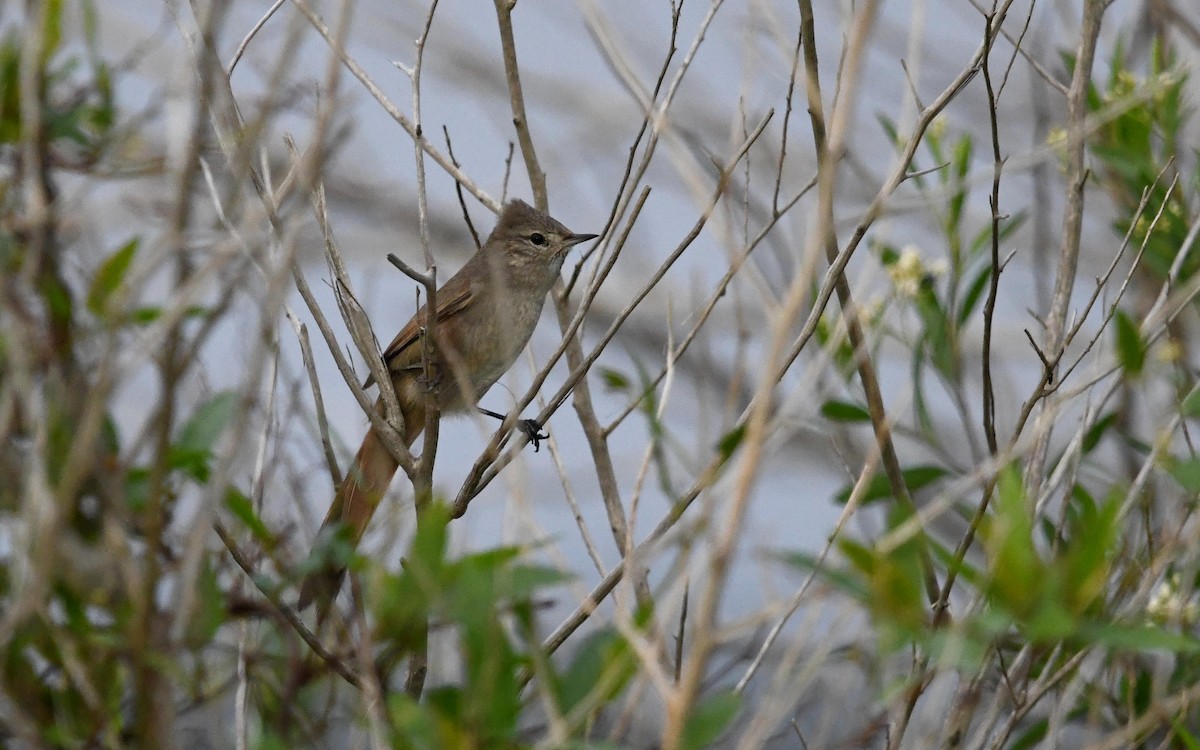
top-left (1025, 0), bottom-right (1107, 494)
top-left (405, 0), bottom-right (442, 702)
top-left (491, 0), bottom-right (652, 606)
top-left (493, 0), bottom-right (546, 209)
top-left (797, 0), bottom-right (942, 609)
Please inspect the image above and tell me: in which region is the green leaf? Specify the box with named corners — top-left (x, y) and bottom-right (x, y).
top-left (834, 464), bottom-right (948, 505)
top-left (1124, 668), bottom-right (1153, 717)
top-left (1172, 715), bottom-right (1200, 750)
top-left (555, 629), bottom-right (636, 717)
top-left (129, 304), bottom-right (208, 326)
top-left (0, 41), bottom-right (20, 144)
top-left (41, 273), bottom-right (73, 324)
top-left (931, 535), bottom-right (985, 588)
top-left (408, 503), bottom-right (451, 587)
top-left (184, 556), bottom-right (225, 648)
top-left (968, 211), bottom-right (1027, 255)
top-left (947, 135), bottom-right (973, 231)
top-left (492, 563), bottom-right (570, 604)
top-left (1081, 412), bottom-right (1118, 454)
top-left (125, 466), bottom-right (149, 512)
top-left (717, 424), bottom-right (746, 465)
top-left (1008, 718), bottom-right (1049, 750)
top-left (957, 263), bottom-right (993, 325)
top-left (837, 538), bottom-right (876, 574)
top-left (911, 354), bottom-right (937, 437)
top-left (876, 242), bottom-right (900, 266)
top-left (778, 551), bottom-right (869, 599)
top-left (599, 367), bottom-right (630, 391)
top-left (373, 570), bottom-right (430, 652)
top-left (1182, 386), bottom-right (1200, 418)
top-left (820, 399), bottom-right (871, 423)
top-left (1168, 457), bottom-right (1200, 492)
top-left (981, 465), bottom-right (1042, 618)
top-left (178, 391), bottom-right (239, 454)
top-left (1078, 621), bottom-right (1200, 653)
top-left (224, 488), bottom-right (274, 547)
top-left (170, 391), bottom-right (239, 481)
top-left (681, 690), bottom-right (741, 750)
top-left (1114, 309), bottom-right (1145, 377)
top-left (1060, 491), bottom-right (1120, 616)
top-left (876, 113), bottom-right (899, 146)
top-left (860, 505), bottom-right (930, 638)
top-left (41, 0), bottom-right (64, 63)
top-left (86, 238), bottom-right (138, 316)
top-left (915, 282), bottom-right (955, 378)
top-left (387, 694), bottom-right (442, 750)
top-left (130, 306), bottom-right (162, 324)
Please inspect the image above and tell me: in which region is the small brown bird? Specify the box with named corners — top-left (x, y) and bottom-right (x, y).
top-left (297, 199), bottom-right (597, 612)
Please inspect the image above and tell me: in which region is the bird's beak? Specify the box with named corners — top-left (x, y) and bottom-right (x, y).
top-left (564, 232), bottom-right (599, 248)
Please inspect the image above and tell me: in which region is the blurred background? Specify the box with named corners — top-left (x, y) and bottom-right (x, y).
top-left (3, 0), bottom-right (1200, 747)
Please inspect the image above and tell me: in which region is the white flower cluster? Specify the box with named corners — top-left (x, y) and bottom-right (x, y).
top-left (1147, 574), bottom-right (1200, 626)
top-left (887, 246), bottom-right (947, 298)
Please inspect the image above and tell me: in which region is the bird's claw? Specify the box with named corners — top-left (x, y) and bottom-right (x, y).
top-left (518, 419), bottom-right (549, 452)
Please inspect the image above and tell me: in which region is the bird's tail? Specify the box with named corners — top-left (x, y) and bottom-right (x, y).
top-left (297, 411), bottom-right (418, 614)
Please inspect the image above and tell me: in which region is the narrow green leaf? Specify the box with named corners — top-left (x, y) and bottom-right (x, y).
top-left (387, 694), bottom-right (441, 750)
top-left (996, 211), bottom-right (1028, 244)
top-left (41, 0), bottom-right (64, 62)
top-left (982, 465), bottom-right (1042, 618)
top-left (555, 629), bottom-right (636, 717)
top-left (125, 301), bottom-right (206, 326)
top-left (1127, 668), bottom-right (1153, 716)
top-left (0, 41), bottom-right (21, 144)
top-left (952, 134), bottom-right (973, 180)
top-left (1168, 457), bottom-right (1200, 492)
top-left (1079, 621), bottom-right (1200, 654)
top-left (130, 306), bottom-right (162, 324)
top-left (877, 243), bottom-right (900, 266)
top-left (87, 238), bottom-right (139, 315)
top-left (837, 539), bottom-right (876, 574)
top-left (599, 367), bottom-right (629, 391)
top-left (224, 488), bottom-right (273, 547)
top-left (1007, 718), bottom-right (1049, 750)
top-left (1172, 715), bottom-right (1200, 750)
top-left (876, 113), bottom-right (899, 146)
top-left (717, 424), bottom-right (746, 465)
top-left (947, 135), bottom-right (973, 230)
top-left (1061, 491), bottom-right (1120, 615)
top-left (834, 465), bottom-right (948, 505)
top-left (1181, 386), bottom-right (1200, 418)
top-left (495, 563), bottom-right (570, 602)
top-left (125, 467), bottom-right (149, 512)
top-left (1081, 412), bottom-right (1118, 454)
top-left (911, 354), bottom-right (937, 437)
top-left (177, 391), bottom-right (239, 454)
top-left (681, 690), bottom-right (741, 750)
top-left (820, 400), bottom-right (871, 423)
top-left (184, 557), bottom-right (225, 647)
top-left (1114, 310), bottom-right (1145, 377)
top-left (957, 264), bottom-right (993, 325)
top-left (915, 283), bottom-right (955, 378)
top-left (778, 550), bottom-right (869, 599)
top-left (968, 211), bottom-right (1027, 255)
top-left (170, 391), bottom-right (239, 481)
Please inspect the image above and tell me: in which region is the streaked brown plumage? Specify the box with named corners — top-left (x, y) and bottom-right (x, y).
top-left (297, 200), bottom-right (597, 612)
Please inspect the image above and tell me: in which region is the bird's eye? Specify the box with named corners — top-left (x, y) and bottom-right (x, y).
top-left (529, 232), bottom-right (546, 246)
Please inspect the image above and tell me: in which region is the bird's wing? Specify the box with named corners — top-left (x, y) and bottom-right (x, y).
top-left (363, 282), bottom-right (478, 388)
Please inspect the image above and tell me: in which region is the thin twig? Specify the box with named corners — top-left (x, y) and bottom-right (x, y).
top-left (214, 522), bottom-right (361, 687)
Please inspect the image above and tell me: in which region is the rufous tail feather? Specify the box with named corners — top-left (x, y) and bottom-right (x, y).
top-left (298, 401), bottom-right (422, 615)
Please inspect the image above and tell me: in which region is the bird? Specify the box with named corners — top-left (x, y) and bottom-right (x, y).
top-left (297, 199), bottom-right (597, 613)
